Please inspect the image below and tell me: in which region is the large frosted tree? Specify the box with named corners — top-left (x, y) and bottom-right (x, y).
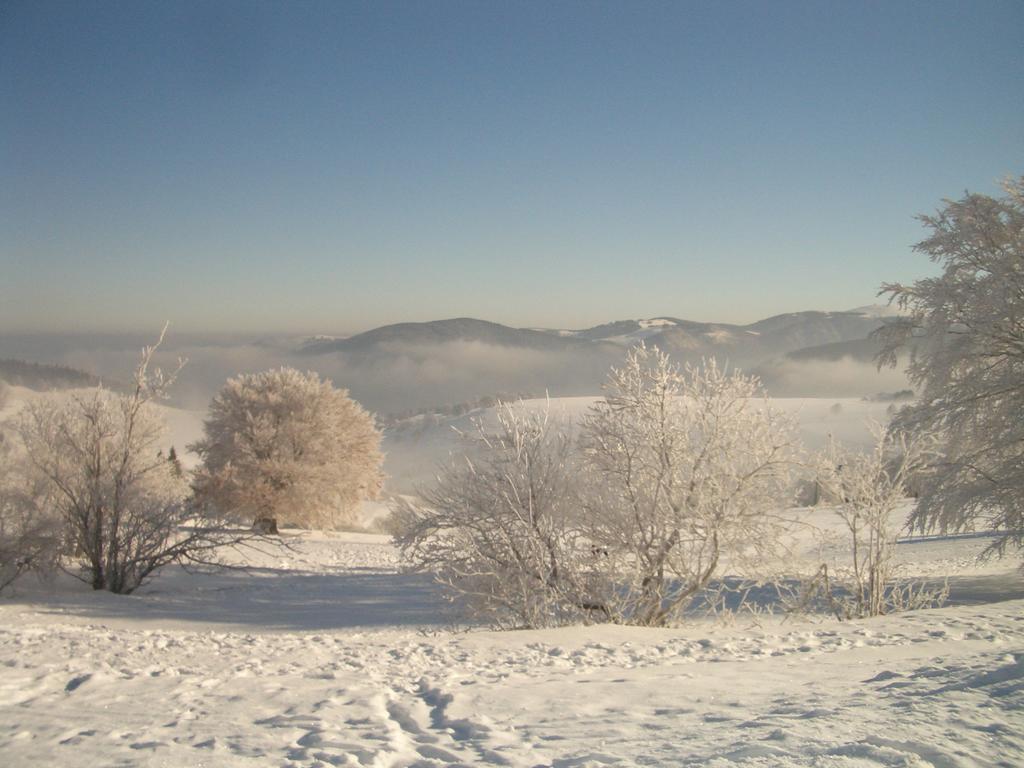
top-left (877, 176), bottom-right (1024, 557)
top-left (191, 368), bottom-right (383, 531)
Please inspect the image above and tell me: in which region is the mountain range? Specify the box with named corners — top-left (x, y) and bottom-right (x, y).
top-left (297, 307), bottom-right (897, 370)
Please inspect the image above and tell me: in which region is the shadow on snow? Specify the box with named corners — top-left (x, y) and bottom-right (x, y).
top-left (6, 565), bottom-right (455, 632)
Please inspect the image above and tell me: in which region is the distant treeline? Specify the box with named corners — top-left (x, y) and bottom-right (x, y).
top-left (381, 391), bottom-right (538, 429)
top-left (0, 359), bottom-right (100, 391)
top-left (862, 389), bottom-right (915, 402)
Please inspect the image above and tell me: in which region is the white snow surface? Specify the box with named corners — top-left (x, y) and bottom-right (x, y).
top-left (637, 318), bottom-right (677, 329)
top-left (2, 525), bottom-right (1022, 767)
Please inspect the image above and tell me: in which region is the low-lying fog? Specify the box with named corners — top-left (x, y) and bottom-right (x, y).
top-left (0, 330), bottom-right (909, 417)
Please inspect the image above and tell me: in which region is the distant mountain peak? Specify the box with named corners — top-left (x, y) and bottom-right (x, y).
top-left (846, 304), bottom-right (906, 318)
top-left (636, 318), bottom-right (678, 329)
top-left (298, 317), bottom-right (604, 355)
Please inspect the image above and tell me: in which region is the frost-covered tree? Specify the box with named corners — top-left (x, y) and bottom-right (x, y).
top-left (191, 368), bottom-right (383, 531)
top-left (397, 349), bottom-right (800, 629)
top-left (166, 446), bottom-right (183, 478)
top-left (813, 428), bottom-right (944, 618)
top-left (15, 328), bottom-right (243, 594)
top-left (877, 177), bottom-right (1024, 557)
top-left (580, 346), bottom-right (799, 626)
top-left (0, 426), bottom-right (60, 591)
top-left (395, 402), bottom-right (606, 628)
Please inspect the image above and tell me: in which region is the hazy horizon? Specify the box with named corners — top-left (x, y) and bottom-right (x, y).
top-left (0, 299), bottom-right (892, 339)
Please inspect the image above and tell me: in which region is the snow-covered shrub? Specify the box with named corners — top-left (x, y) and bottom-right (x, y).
top-left (15, 328), bottom-right (252, 594)
top-left (394, 403), bottom-right (607, 628)
top-left (877, 176), bottom-right (1024, 559)
top-left (399, 347), bottom-right (801, 629)
top-left (811, 427), bottom-right (946, 618)
top-left (191, 368), bottom-right (383, 531)
top-left (579, 346), bottom-right (800, 626)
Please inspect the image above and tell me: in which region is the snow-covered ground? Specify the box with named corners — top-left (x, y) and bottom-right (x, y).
top-left (1, 524), bottom-right (1022, 767)
top-left (3, 387), bottom-right (1023, 766)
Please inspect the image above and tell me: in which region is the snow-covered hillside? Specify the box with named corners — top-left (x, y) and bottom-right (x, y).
top-left (0, 384), bottom-right (206, 469)
top-left (382, 396), bottom-right (898, 495)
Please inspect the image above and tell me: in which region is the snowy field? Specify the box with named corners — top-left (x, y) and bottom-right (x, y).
top-left (2, 387), bottom-right (1024, 766)
top-left (1, 523), bottom-right (1022, 767)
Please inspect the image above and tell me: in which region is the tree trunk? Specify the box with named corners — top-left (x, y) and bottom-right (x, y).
top-left (253, 517), bottom-right (279, 535)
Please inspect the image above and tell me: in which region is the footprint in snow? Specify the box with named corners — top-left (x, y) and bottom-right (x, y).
top-left (64, 674), bottom-right (91, 692)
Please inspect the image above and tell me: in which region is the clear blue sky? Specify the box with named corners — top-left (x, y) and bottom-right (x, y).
top-left (2, 0), bottom-right (1022, 334)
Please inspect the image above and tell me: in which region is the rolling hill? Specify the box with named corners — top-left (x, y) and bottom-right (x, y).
top-left (298, 308), bottom-right (890, 370)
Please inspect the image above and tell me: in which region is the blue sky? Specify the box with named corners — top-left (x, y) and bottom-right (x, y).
top-left (2, 0), bottom-right (1022, 334)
